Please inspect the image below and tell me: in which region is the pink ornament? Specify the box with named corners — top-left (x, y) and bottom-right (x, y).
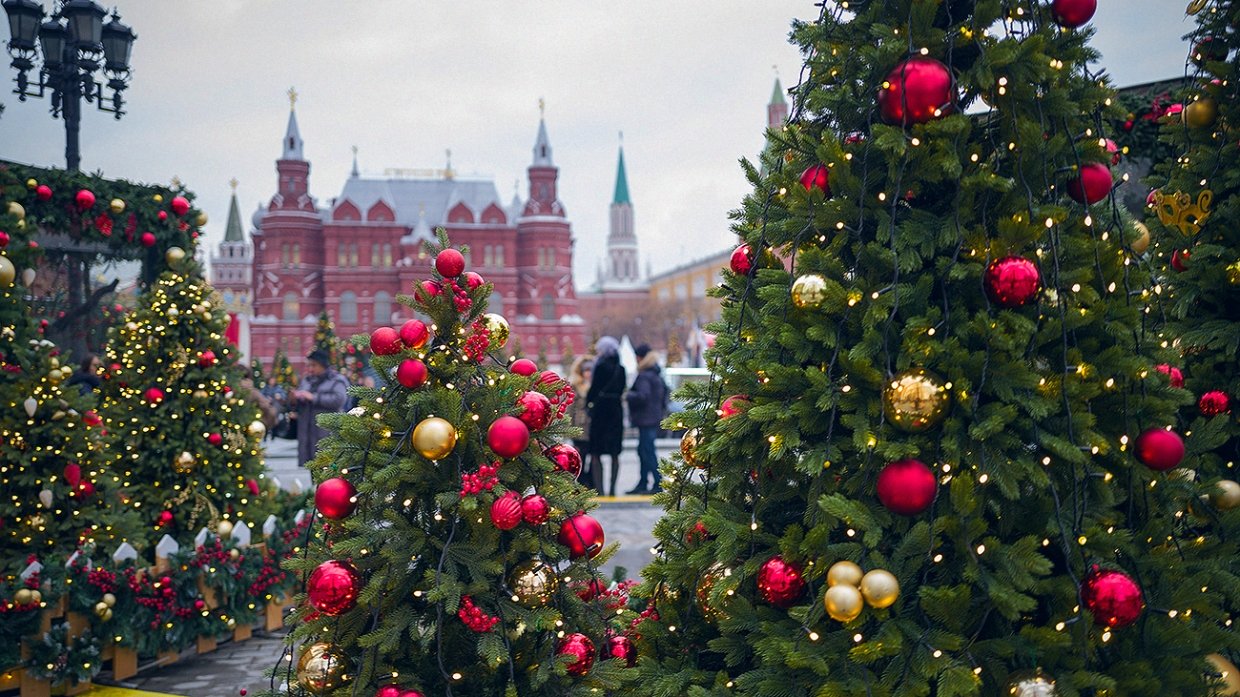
top-left (545, 443), bottom-right (583, 479)
top-left (1134, 428), bottom-right (1185, 471)
top-left (488, 415), bottom-right (531, 458)
top-left (984, 257), bottom-right (1041, 308)
top-left (516, 391), bottom-right (553, 431)
top-left (315, 477), bottom-right (358, 520)
top-left (399, 319), bottom-right (429, 349)
top-left (396, 359), bottom-right (428, 389)
top-left (510, 358), bottom-right (539, 376)
top-left (463, 271), bottom-right (485, 290)
top-left (435, 249), bottom-right (465, 277)
top-left (606, 635), bottom-right (637, 667)
top-left (1066, 163), bottom-right (1112, 205)
top-left (520, 494), bottom-right (550, 525)
top-left (374, 687), bottom-right (403, 697)
top-left (307, 560), bottom-right (360, 616)
top-left (490, 491), bottom-right (523, 530)
top-left (729, 244), bottom-right (753, 276)
top-left (719, 395), bottom-right (749, 419)
top-left (157, 510), bottom-right (174, 526)
top-left (75, 189), bottom-right (96, 211)
top-left (414, 280), bottom-right (442, 303)
top-left (1051, 0), bottom-right (1097, 28)
top-left (876, 459), bottom-right (938, 515)
top-left (369, 326), bottom-right (402, 355)
top-left (799, 163), bottom-right (831, 196)
top-left (558, 513), bottom-right (605, 559)
top-left (140, 232), bottom-right (156, 247)
top-left (557, 633), bottom-right (596, 676)
top-left (198, 349), bottom-right (217, 367)
top-left (756, 555), bottom-right (806, 608)
top-left (36, 184), bottom-right (52, 201)
top-left (1199, 391), bottom-right (1231, 416)
top-left (157, 211), bottom-right (168, 222)
top-left (144, 387), bottom-right (165, 404)
top-left (877, 56), bottom-right (955, 126)
top-left (170, 196), bottom-right (191, 216)
top-left (207, 432), bottom-right (223, 446)
top-left (1154, 364), bottom-right (1184, 389)
top-left (1081, 566), bottom-right (1143, 628)
top-left (1104, 139), bottom-right (1121, 166)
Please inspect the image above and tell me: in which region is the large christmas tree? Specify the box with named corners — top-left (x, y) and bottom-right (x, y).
top-left (98, 252), bottom-right (267, 539)
top-left (279, 237), bottom-right (637, 696)
top-left (639, 2), bottom-right (1240, 696)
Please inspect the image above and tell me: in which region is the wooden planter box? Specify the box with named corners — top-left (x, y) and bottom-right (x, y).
top-left (232, 624), bottom-right (253, 643)
top-left (106, 646), bottom-right (138, 682)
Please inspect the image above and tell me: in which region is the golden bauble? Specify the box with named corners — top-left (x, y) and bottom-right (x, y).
top-left (101, 607), bottom-right (113, 622)
top-left (192, 390), bottom-right (210, 401)
top-left (196, 211), bottom-right (209, 227)
top-left (1211, 480), bottom-right (1240, 511)
top-left (860, 569), bottom-right (900, 609)
top-left (229, 549), bottom-right (240, 560)
top-left (1207, 653), bottom-right (1240, 695)
top-left (1004, 669), bottom-right (1057, 696)
top-left (0, 255), bottom-right (14, 287)
top-left (411, 416), bottom-right (458, 460)
top-left (296, 642), bottom-right (349, 695)
top-left (882, 368), bottom-right (950, 433)
top-left (95, 601), bottom-right (110, 616)
top-left (102, 593), bottom-right (116, 607)
top-left (174, 451), bottom-right (196, 474)
top-left (165, 247), bottom-right (187, 265)
top-left (508, 559), bottom-right (558, 608)
top-left (247, 420), bottom-right (267, 439)
top-left (482, 313), bottom-right (510, 349)
top-left (1184, 97), bottom-right (1218, 129)
top-left (824, 584), bottom-right (864, 622)
top-left (7, 201), bottom-right (25, 220)
top-left (680, 428), bottom-right (703, 468)
top-left (1130, 220), bottom-right (1151, 255)
top-left (109, 198), bottom-right (125, 215)
top-left (695, 563), bottom-right (729, 623)
top-left (1226, 261), bottom-right (1240, 286)
top-left (827, 560), bottom-right (863, 588)
top-left (217, 520), bottom-right (234, 538)
top-left (14, 588), bottom-right (34, 605)
top-left (791, 273), bottom-right (828, 309)
top-left (152, 193), bottom-right (163, 203)
top-left (25, 178), bottom-right (37, 189)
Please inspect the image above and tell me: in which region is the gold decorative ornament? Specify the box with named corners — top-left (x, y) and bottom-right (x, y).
top-left (7, 201), bottom-right (25, 220)
top-left (824, 583), bottom-right (864, 622)
top-left (791, 273), bottom-right (828, 309)
top-left (109, 198), bottom-right (126, 215)
top-left (1129, 220), bottom-right (1150, 255)
top-left (680, 428), bottom-right (703, 468)
top-left (102, 593), bottom-right (116, 607)
top-left (94, 601), bottom-right (110, 617)
top-left (696, 563), bottom-right (729, 623)
top-left (192, 390), bottom-right (209, 401)
top-left (296, 642), bottom-right (349, 695)
top-left (482, 313), bottom-right (510, 349)
top-left (25, 178), bottom-right (37, 189)
top-left (217, 520), bottom-right (234, 538)
top-left (174, 451), bottom-right (196, 474)
top-left (411, 416), bottom-right (458, 460)
top-left (165, 247), bottom-right (187, 265)
top-left (1211, 480), bottom-right (1240, 511)
top-left (882, 368), bottom-right (951, 433)
top-left (1225, 261), bottom-right (1240, 286)
top-left (859, 569), bottom-right (900, 609)
top-left (826, 560), bottom-right (863, 588)
top-left (1187, 0), bottom-right (1208, 14)
top-left (247, 420), bottom-right (267, 439)
top-left (0, 256), bottom-right (14, 287)
top-left (1004, 669), bottom-right (1057, 696)
top-left (1206, 653), bottom-right (1240, 695)
top-left (196, 211), bottom-right (209, 227)
top-left (14, 588), bottom-right (34, 605)
top-left (508, 559), bottom-right (558, 608)
top-left (229, 548), bottom-right (240, 560)
top-left (1153, 189), bottom-right (1212, 237)
top-left (1183, 97), bottom-right (1218, 129)
top-left (152, 193), bottom-right (163, 203)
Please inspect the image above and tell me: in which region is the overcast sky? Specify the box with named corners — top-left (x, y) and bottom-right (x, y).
top-left (0, 1), bottom-right (1195, 287)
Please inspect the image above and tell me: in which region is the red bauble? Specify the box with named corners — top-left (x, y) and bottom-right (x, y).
top-left (170, 196), bottom-right (191, 217)
top-left (307, 560), bottom-right (360, 616)
top-left (521, 494), bottom-right (550, 525)
top-left (414, 280), bottom-right (442, 303)
top-left (36, 184), bottom-right (52, 201)
top-left (685, 520), bottom-right (712, 545)
top-left (488, 416), bottom-right (530, 458)
top-left (1081, 566), bottom-right (1143, 628)
top-left (984, 257), bottom-right (1041, 308)
top-left (729, 244), bottom-right (753, 276)
top-left (719, 394), bottom-right (749, 419)
top-left (140, 232), bottom-right (156, 247)
top-left (490, 491), bottom-right (523, 530)
top-left (575, 578), bottom-right (606, 601)
top-left (1199, 391), bottom-right (1231, 416)
top-left (207, 432), bottom-right (223, 446)
top-left (399, 691), bottom-right (424, 697)
top-left (369, 326), bottom-right (402, 355)
top-left (1155, 364), bottom-right (1184, 389)
top-left (315, 477), bottom-right (358, 520)
top-left (435, 249), bottom-right (465, 277)
top-left (0, 231), bottom-right (8, 247)
top-left (396, 359), bottom-right (428, 389)
top-left (545, 443), bottom-right (583, 479)
top-left (1171, 249), bottom-right (1191, 272)
top-left (157, 211), bottom-right (168, 222)
top-left (399, 319), bottom-right (429, 349)
top-left (198, 349), bottom-right (216, 367)
top-left (558, 513), bottom-right (605, 559)
top-left (756, 555), bottom-right (806, 609)
top-left (463, 271), bottom-right (485, 290)
top-left (374, 687), bottom-right (403, 697)
top-left (516, 391), bottom-right (553, 431)
top-left (144, 387), bottom-right (165, 404)
top-left (1134, 428), bottom-right (1185, 471)
top-left (75, 189), bottom-right (96, 211)
top-left (246, 479), bottom-right (260, 495)
top-left (1066, 163), bottom-right (1112, 205)
top-left (1104, 138), bottom-right (1121, 166)
top-left (876, 459), bottom-right (938, 515)
top-left (510, 358), bottom-right (539, 376)
top-left (156, 510), bottom-right (174, 527)
top-left (1051, 0), bottom-right (1097, 28)
top-left (538, 370), bottom-right (564, 388)
top-left (557, 633), bottom-right (596, 676)
top-left (877, 56), bottom-right (955, 126)
top-left (606, 635), bottom-right (637, 667)
top-left (799, 164), bottom-right (831, 196)
top-left (63, 463), bottom-right (81, 486)
top-left (75, 481), bottom-right (95, 498)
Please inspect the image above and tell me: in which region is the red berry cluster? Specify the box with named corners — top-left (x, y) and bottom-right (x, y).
top-left (628, 603), bottom-right (660, 639)
top-left (541, 375), bottom-right (575, 420)
top-left (457, 595), bottom-right (499, 632)
top-left (87, 566), bottom-right (119, 594)
top-left (442, 277), bottom-right (474, 313)
top-left (123, 567), bottom-right (194, 628)
top-left (94, 213), bottom-right (113, 237)
top-left (248, 551), bottom-right (288, 598)
top-left (598, 579), bottom-right (637, 612)
top-left (463, 320), bottom-right (490, 363)
top-left (459, 462), bottom-right (500, 498)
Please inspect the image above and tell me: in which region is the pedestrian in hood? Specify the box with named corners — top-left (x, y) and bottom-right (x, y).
top-left (586, 336), bottom-right (626, 496)
top-left (625, 343), bottom-right (668, 494)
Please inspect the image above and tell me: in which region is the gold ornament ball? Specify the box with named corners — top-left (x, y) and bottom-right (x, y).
top-left (791, 273), bottom-right (828, 309)
top-left (229, 548), bottom-right (240, 560)
top-left (0, 255), bottom-right (14, 287)
top-left (192, 389), bottom-right (210, 401)
top-left (247, 420), bottom-right (267, 439)
top-left (14, 588), bottom-right (34, 605)
top-left (827, 560), bottom-right (864, 588)
top-left (680, 428), bottom-right (703, 468)
top-left (29, 589), bottom-right (41, 604)
top-left (165, 247), bottom-right (187, 265)
top-left (1211, 480), bottom-right (1240, 511)
top-left (860, 569), bottom-right (900, 609)
top-left (508, 559), bottom-right (558, 608)
top-left (824, 584), bottom-right (864, 622)
top-left (174, 451), bottom-right (197, 474)
top-left (101, 607), bottom-right (113, 622)
top-left (26, 178), bottom-right (37, 189)
top-left (94, 601), bottom-right (110, 616)
top-left (196, 211), bottom-right (209, 227)
top-left (1184, 97), bottom-right (1218, 129)
top-left (1130, 220), bottom-right (1151, 255)
top-left (882, 368), bottom-right (951, 433)
top-left (1207, 653), bottom-right (1240, 695)
top-left (1004, 669), bottom-right (1056, 696)
top-left (109, 198), bottom-right (126, 215)
top-left (153, 193), bottom-right (163, 203)
top-left (7, 201), bottom-right (25, 220)
top-left (411, 416), bottom-right (458, 460)
top-left (217, 520), bottom-right (234, 538)
top-left (1226, 261), bottom-right (1240, 286)
top-left (102, 593), bottom-right (117, 607)
top-left (483, 313), bottom-right (510, 349)
top-left (296, 642), bottom-right (349, 695)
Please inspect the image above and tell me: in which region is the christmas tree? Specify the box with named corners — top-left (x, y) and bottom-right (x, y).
top-left (273, 347), bottom-right (297, 392)
top-left (638, 2), bottom-right (1239, 695)
top-left (252, 357), bottom-right (268, 386)
top-left (280, 236), bottom-right (637, 696)
top-left (98, 252), bottom-right (268, 539)
top-left (315, 309), bottom-right (344, 370)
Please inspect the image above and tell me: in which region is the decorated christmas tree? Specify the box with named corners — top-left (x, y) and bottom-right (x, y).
top-left (638, 2), bottom-right (1240, 695)
top-left (252, 357), bottom-right (268, 386)
top-left (279, 236), bottom-right (637, 696)
top-left (315, 309), bottom-right (344, 370)
top-left (273, 347), bottom-right (298, 392)
top-left (98, 252), bottom-right (268, 539)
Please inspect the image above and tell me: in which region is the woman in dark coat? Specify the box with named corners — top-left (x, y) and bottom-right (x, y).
top-left (292, 349), bottom-right (349, 465)
top-left (585, 336), bottom-right (626, 496)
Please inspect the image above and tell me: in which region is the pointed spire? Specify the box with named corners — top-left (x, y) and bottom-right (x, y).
top-left (769, 75), bottom-right (786, 106)
top-left (224, 179), bottom-right (243, 242)
top-left (283, 86), bottom-right (304, 160)
top-left (532, 98), bottom-right (553, 166)
top-left (613, 133), bottom-right (631, 205)
top-left (350, 145), bottom-right (359, 178)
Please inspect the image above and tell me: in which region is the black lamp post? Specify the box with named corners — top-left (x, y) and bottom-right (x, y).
top-left (3, 0), bottom-right (135, 172)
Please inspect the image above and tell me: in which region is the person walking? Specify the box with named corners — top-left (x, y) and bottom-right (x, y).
top-left (625, 343), bottom-right (669, 494)
top-left (290, 349), bottom-right (349, 466)
top-left (568, 355), bottom-right (594, 487)
top-left (66, 354), bottom-right (102, 396)
top-left (585, 336), bottom-right (626, 496)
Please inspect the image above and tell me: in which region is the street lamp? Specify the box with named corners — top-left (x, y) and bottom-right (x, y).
top-left (3, 0), bottom-right (135, 171)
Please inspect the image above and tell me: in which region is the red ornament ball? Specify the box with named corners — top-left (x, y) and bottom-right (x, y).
top-left (575, 578), bottom-right (606, 601)
top-left (488, 416), bottom-right (531, 458)
top-left (144, 387), bottom-right (165, 404)
top-left (307, 560), bottom-right (360, 616)
top-left (545, 443), bottom-right (583, 479)
top-left (369, 326), bottom-right (402, 355)
top-left (36, 184), bottom-right (52, 201)
top-left (399, 319), bottom-right (429, 349)
top-left (198, 349), bottom-right (216, 367)
top-left (719, 394), bottom-right (749, 419)
top-left (140, 232), bottom-right (156, 247)
top-left (984, 256), bottom-right (1041, 308)
top-left (75, 481), bottom-right (95, 498)
top-left (1171, 249), bottom-right (1191, 272)
top-left (876, 458), bottom-right (938, 515)
top-left (490, 491), bottom-right (523, 530)
top-left (877, 56), bottom-right (955, 126)
top-left (1051, 0), bottom-right (1097, 28)
top-left (1155, 364), bottom-right (1184, 389)
top-left (1066, 163), bottom-right (1112, 205)
top-left (157, 211), bottom-right (168, 222)
top-left (157, 510), bottom-right (174, 526)
top-left (1081, 566), bottom-right (1143, 628)
top-left (510, 358), bottom-right (539, 376)
top-left (63, 463), bottom-right (81, 486)
top-left (538, 369), bottom-right (564, 388)
top-left (75, 189), bottom-right (96, 211)
top-left (463, 271), bottom-right (485, 290)
top-left (435, 249), bottom-right (465, 277)
top-left (606, 635), bottom-right (637, 667)
top-left (207, 432), bottom-right (223, 446)
top-left (1134, 428), bottom-right (1185, 471)
top-left (0, 231), bottom-right (7, 247)
top-left (170, 196), bottom-right (191, 217)
top-left (374, 688), bottom-right (402, 697)
top-left (1104, 138), bottom-right (1121, 166)
top-left (396, 359), bottom-right (428, 389)
top-left (516, 391), bottom-right (553, 431)
top-left (1199, 391), bottom-right (1231, 417)
top-left (414, 280), bottom-right (442, 303)
top-left (557, 633), bottom-right (596, 676)
top-left (521, 494), bottom-right (550, 525)
top-left (558, 513), bottom-right (605, 559)
top-left (246, 479), bottom-right (260, 495)
top-left (799, 163), bottom-right (831, 196)
top-left (729, 244), bottom-right (753, 276)
top-left (315, 477), bottom-right (358, 520)
top-left (756, 555), bottom-right (807, 608)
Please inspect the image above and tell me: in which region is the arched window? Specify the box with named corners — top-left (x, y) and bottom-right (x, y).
top-left (337, 242), bottom-right (347, 267)
top-left (282, 293), bottom-right (299, 320)
top-left (484, 245), bottom-right (494, 267)
top-left (340, 291), bottom-right (358, 324)
top-left (373, 291), bottom-right (391, 323)
top-left (382, 244), bottom-right (393, 267)
top-left (349, 243), bottom-right (359, 267)
top-left (292, 244), bottom-right (301, 266)
top-left (281, 243), bottom-right (290, 266)
top-left (371, 243), bottom-right (379, 267)
top-left (541, 293), bottom-right (556, 320)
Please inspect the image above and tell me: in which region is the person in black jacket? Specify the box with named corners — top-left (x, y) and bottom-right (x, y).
top-left (625, 344), bottom-right (668, 494)
top-left (66, 354), bottom-right (102, 396)
top-left (585, 336), bottom-right (626, 496)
